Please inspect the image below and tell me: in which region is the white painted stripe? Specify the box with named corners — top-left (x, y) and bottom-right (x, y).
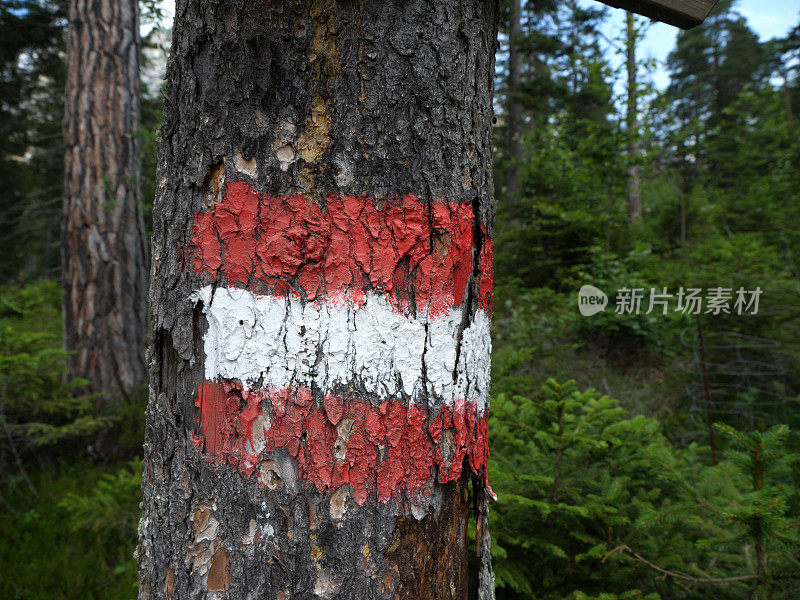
top-left (191, 286), bottom-right (491, 412)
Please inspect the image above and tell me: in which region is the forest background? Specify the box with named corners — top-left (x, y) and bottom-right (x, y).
top-left (1, 0), bottom-right (800, 598)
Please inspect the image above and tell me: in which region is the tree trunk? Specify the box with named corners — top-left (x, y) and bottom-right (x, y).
top-left (782, 68), bottom-right (795, 129)
top-left (506, 0), bottom-right (523, 210)
top-left (62, 0), bottom-right (148, 400)
top-left (625, 11), bottom-right (641, 224)
top-left (138, 2), bottom-right (498, 600)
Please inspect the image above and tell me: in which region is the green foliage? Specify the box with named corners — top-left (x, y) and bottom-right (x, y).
top-left (60, 458), bottom-right (143, 550)
top-left (0, 461), bottom-right (140, 600)
top-left (2, 2), bottom-right (800, 600)
top-left (489, 380), bottom-right (800, 600)
top-left (490, 380), bottom-right (675, 599)
top-left (567, 247), bottom-right (682, 353)
top-left (0, 283), bottom-right (106, 456)
top-left (639, 424), bottom-right (800, 599)
top-left (491, 285), bottom-right (579, 398)
top-left (495, 111), bottom-right (627, 291)
top-left (0, 282), bottom-right (142, 500)
top-left (494, 0), bottom-right (800, 436)
top-left (0, 0), bottom-right (65, 282)
top-left (0, 282), bottom-right (146, 599)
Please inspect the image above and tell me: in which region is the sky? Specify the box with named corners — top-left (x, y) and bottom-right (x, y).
top-left (594, 0), bottom-right (800, 89)
top-left (153, 0), bottom-right (799, 91)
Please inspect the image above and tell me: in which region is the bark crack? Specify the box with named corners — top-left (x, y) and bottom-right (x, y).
top-left (420, 321), bottom-right (431, 409)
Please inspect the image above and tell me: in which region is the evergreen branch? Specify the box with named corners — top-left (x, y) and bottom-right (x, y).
top-left (603, 544), bottom-right (758, 584)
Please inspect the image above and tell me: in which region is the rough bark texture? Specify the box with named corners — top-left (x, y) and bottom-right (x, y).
top-left (625, 11), bottom-right (641, 224)
top-left (138, 2), bottom-right (498, 600)
top-left (62, 0), bottom-right (148, 399)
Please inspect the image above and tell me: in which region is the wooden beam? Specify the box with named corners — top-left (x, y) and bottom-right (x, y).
top-left (597, 0), bottom-right (718, 29)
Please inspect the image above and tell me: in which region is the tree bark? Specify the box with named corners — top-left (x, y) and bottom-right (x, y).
top-left (62, 0), bottom-right (148, 400)
top-left (625, 11), bottom-right (641, 224)
top-left (506, 0), bottom-right (523, 209)
top-left (138, 2), bottom-right (498, 600)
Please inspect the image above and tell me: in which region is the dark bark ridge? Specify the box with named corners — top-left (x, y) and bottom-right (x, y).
top-left (62, 0), bottom-right (148, 399)
top-left (139, 1), bottom-right (498, 599)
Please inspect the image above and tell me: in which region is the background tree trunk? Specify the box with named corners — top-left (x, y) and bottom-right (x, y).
top-left (782, 67), bottom-right (795, 128)
top-left (62, 0), bottom-right (148, 400)
top-left (625, 11), bottom-right (642, 224)
top-left (506, 0), bottom-right (524, 211)
top-left (138, 1), bottom-right (498, 600)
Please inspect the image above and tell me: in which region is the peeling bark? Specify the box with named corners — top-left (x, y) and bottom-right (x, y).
top-left (62, 0), bottom-right (148, 399)
top-left (139, 1), bottom-right (498, 598)
top-left (384, 479), bottom-right (469, 599)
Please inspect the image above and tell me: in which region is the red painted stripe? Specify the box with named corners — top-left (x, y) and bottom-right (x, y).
top-left (192, 181), bottom-right (493, 316)
top-left (193, 381), bottom-right (489, 505)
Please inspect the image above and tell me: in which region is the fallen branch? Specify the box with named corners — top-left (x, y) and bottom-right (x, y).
top-left (603, 545), bottom-right (757, 584)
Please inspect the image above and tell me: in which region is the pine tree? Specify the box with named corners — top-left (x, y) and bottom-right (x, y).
top-left (0, 0), bottom-right (66, 281)
top-left (639, 423), bottom-right (800, 600)
top-left (491, 379), bottom-right (672, 599)
top-left (662, 0), bottom-right (765, 187)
